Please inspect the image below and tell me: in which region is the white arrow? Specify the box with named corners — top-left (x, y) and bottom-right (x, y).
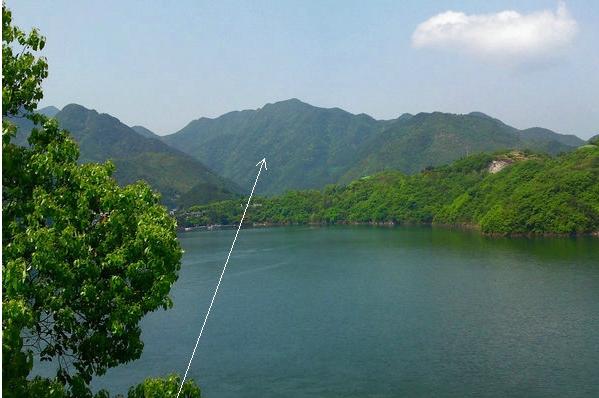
top-left (177, 158), bottom-right (267, 397)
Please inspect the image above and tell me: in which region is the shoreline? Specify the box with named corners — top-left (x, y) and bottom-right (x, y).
top-left (178, 221), bottom-right (599, 238)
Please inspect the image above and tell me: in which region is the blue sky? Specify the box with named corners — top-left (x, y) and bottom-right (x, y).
top-left (8, 0), bottom-right (599, 138)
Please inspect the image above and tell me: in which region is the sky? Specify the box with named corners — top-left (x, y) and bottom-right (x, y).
top-left (8, 0), bottom-right (599, 139)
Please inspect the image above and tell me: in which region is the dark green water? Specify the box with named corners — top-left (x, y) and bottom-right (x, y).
top-left (90, 226), bottom-right (598, 397)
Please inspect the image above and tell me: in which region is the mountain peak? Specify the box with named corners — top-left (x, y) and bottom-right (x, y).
top-left (261, 98), bottom-right (312, 111)
top-left (275, 98), bottom-right (307, 105)
top-left (50, 105), bottom-right (240, 207)
top-left (468, 111), bottom-right (494, 120)
top-left (37, 105), bottom-right (60, 117)
top-left (59, 104), bottom-right (131, 131)
top-left (61, 103), bottom-right (95, 114)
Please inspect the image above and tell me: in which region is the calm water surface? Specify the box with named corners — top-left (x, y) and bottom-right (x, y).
top-left (93, 226), bottom-right (598, 397)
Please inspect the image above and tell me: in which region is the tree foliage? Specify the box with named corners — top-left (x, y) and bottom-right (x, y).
top-left (2, 5), bottom-right (199, 397)
top-left (2, 4), bottom-right (47, 119)
top-left (126, 375), bottom-right (201, 398)
top-left (179, 148), bottom-right (599, 236)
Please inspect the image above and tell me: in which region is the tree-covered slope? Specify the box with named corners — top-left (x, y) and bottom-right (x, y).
top-left (8, 104), bottom-right (240, 208)
top-left (179, 145), bottom-right (599, 236)
top-left (341, 112), bottom-right (582, 182)
top-left (163, 98), bottom-right (387, 194)
top-left (433, 147), bottom-right (599, 234)
top-left (163, 99), bottom-right (583, 194)
top-left (517, 127), bottom-right (583, 147)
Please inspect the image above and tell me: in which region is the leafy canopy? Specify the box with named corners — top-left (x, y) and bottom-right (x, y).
top-left (2, 3), bottom-right (47, 119)
top-left (2, 5), bottom-right (199, 397)
top-left (179, 149), bottom-right (599, 236)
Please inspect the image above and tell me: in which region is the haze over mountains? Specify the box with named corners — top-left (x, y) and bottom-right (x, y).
top-left (8, 99), bottom-right (587, 207)
top-left (8, 105), bottom-right (240, 208)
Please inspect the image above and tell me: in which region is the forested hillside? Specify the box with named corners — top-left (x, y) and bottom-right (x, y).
top-left (163, 98), bottom-right (387, 193)
top-left (164, 99), bottom-right (584, 194)
top-left (7, 104), bottom-right (240, 207)
top-left (178, 144), bottom-right (599, 236)
top-left (340, 112), bottom-right (582, 182)
top-left (8, 100), bottom-right (587, 206)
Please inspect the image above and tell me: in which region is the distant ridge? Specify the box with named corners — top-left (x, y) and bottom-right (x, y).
top-left (163, 98), bottom-right (385, 194)
top-left (7, 104), bottom-right (240, 208)
top-left (37, 105), bottom-right (60, 117)
top-left (131, 125), bottom-right (158, 138)
top-left (163, 99), bottom-right (585, 194)
top-left (5, 99), bottom-right (588, 205)
top-left (340, 111), bottom-right (584, 182)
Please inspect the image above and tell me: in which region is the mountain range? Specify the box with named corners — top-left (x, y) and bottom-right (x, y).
top-left (7, 105), bottom-right (240, 208)
top-left (163, 99), bottom-right (585, 193)
top-left (6, 99), bottom-right (587, 207)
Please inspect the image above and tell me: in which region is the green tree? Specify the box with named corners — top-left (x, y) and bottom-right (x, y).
top-left (2, 5), bottom-right (199, 397)
top-left (126, 374), bottom-right (201, 398)
top-left (2, 3), bottom-right (47, 119)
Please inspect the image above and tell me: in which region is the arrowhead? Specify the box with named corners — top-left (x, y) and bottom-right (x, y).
top-left (256, 158), bottom-right (268, 170)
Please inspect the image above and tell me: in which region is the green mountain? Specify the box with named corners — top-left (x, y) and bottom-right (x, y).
top-left (340, 111), bottom-right (582, 182)
top-left (163, 99), bottom-right (585, 194)
top-left (179, 144), bottom-right (599, 236)
top-left (131, 125), bottom-right (158, 138)
top-left (38, 105), bottom-right (60, 117)
top-left (163, 98), bottom-right (387, 194)
top-left (7, 104), bottom-right (240, 208)
top-left (517, 127), bottom-right (583, 147)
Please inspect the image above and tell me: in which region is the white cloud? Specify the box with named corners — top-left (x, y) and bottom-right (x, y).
top-left (412, 2), bottom-right (578, 62)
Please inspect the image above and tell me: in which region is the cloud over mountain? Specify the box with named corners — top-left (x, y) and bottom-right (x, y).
top-left (412, 2), bottom-right (577, 62)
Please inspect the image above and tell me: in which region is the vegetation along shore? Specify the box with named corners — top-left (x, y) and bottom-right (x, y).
top-left (177, 145), bottom-right (599, 237)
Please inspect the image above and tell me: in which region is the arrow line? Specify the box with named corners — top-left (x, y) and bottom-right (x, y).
top-left (176, 158), bottom-right (267, 397)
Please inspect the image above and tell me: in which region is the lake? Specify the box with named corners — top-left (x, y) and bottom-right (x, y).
top-left (91, 225), bottom-right (599, 397)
